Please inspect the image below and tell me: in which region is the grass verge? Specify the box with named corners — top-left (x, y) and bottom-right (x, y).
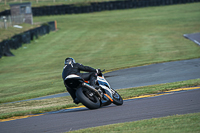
top-left (0, 78), bottom-right (200, 119)
top-left (68, 112), bottom-right (200, 133)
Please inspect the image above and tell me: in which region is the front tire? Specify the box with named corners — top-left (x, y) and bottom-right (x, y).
top-left (111, 89), bottom-right (123, 105)
top-left (76, 87), bottom-right (101, 109)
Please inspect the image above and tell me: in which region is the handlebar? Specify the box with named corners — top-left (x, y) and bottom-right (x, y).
top-left (101, 69), bottom-right (105, 72)
top-left (97, 69), bottom-right (105, 76)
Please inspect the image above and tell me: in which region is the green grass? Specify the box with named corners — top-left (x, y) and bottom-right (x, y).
top-left (68, 112), bottom-right (200, 133)
top-left (0, 3), bottom-right (200, 104)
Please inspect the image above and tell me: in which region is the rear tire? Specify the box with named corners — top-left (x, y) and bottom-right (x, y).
top-left (111, 89), bottom-right (123, 105)
top-left (76, 87), bottom-right (101, 109)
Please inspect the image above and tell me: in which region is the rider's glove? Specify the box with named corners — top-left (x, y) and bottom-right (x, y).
top-left (96, 69), bottom-right (101, 74)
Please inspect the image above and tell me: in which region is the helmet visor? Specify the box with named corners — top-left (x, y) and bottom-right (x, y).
top-left (65, 58), bottom-right (75, 64)
top-left (65, 59), bottom-right (72, 64)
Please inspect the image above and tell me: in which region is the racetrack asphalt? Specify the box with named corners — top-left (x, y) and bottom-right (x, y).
top-left (1, 88), bottom-right (200, 133)
top-left (7, 58), bottom-right (200, 103)
top-left (105, 58), bottom-right (200, 89)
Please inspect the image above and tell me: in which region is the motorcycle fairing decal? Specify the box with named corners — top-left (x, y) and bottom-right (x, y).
top-left (104, 94), bottom-right (113, 102)
top-left (97, 76), bottom-right (111, 88)
top-left (100, 85), bottom-right (113, 99)
top-left (98, 80), bottom-right (109, 87)
top-left (84, 80), bottom-right (89, 83)
top-left (97, 76), bottom-right (106, 81)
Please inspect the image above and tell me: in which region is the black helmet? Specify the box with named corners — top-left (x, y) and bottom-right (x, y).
top-left (65, 57), bottom-right (76, 65)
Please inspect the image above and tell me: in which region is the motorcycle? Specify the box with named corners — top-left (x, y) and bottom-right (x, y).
top-left (64, 70), bottom-right (123, 109)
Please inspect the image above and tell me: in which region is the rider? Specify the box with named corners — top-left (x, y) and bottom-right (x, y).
top-left (62, 57), bottom-right (101, 104)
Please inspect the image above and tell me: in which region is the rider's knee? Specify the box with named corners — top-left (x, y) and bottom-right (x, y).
top-left (90, 72), bottom-right (97, 77)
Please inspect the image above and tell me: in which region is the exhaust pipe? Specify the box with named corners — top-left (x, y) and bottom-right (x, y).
top-left (82, 83), bottom-right (103, 99)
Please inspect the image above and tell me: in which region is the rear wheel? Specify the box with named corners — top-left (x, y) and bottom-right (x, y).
top-left (111, 89), bottom-right (123, 105)
top-left (76, 87), bottom-right (101, 109)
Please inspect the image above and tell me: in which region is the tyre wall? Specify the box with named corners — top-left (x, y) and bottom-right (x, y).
top-left (0, 21), bottom-right (56, 58)
top-left (0, 0), bottom-right (200, 16)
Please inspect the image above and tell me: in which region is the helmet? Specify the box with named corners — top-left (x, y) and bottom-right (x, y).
top-left (65, 57), bottom-right (76, 65)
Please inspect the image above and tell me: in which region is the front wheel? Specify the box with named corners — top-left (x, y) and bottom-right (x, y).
top-left (111, 89), bottom-right (123, 105)
top-left (76, 87), bottom-right (101, 109)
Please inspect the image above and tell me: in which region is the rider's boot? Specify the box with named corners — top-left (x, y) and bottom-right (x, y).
top-left (66, 87), bottom-right (80, 104)
top-left (73, 98), bottom-right (80, 104)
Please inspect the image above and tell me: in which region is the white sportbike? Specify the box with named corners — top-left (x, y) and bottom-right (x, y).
top-left (64, 70), bottom-right (123, 109)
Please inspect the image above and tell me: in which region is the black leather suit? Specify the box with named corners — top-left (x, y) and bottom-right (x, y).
top-left (62, 63), bottom-right (97, 100)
